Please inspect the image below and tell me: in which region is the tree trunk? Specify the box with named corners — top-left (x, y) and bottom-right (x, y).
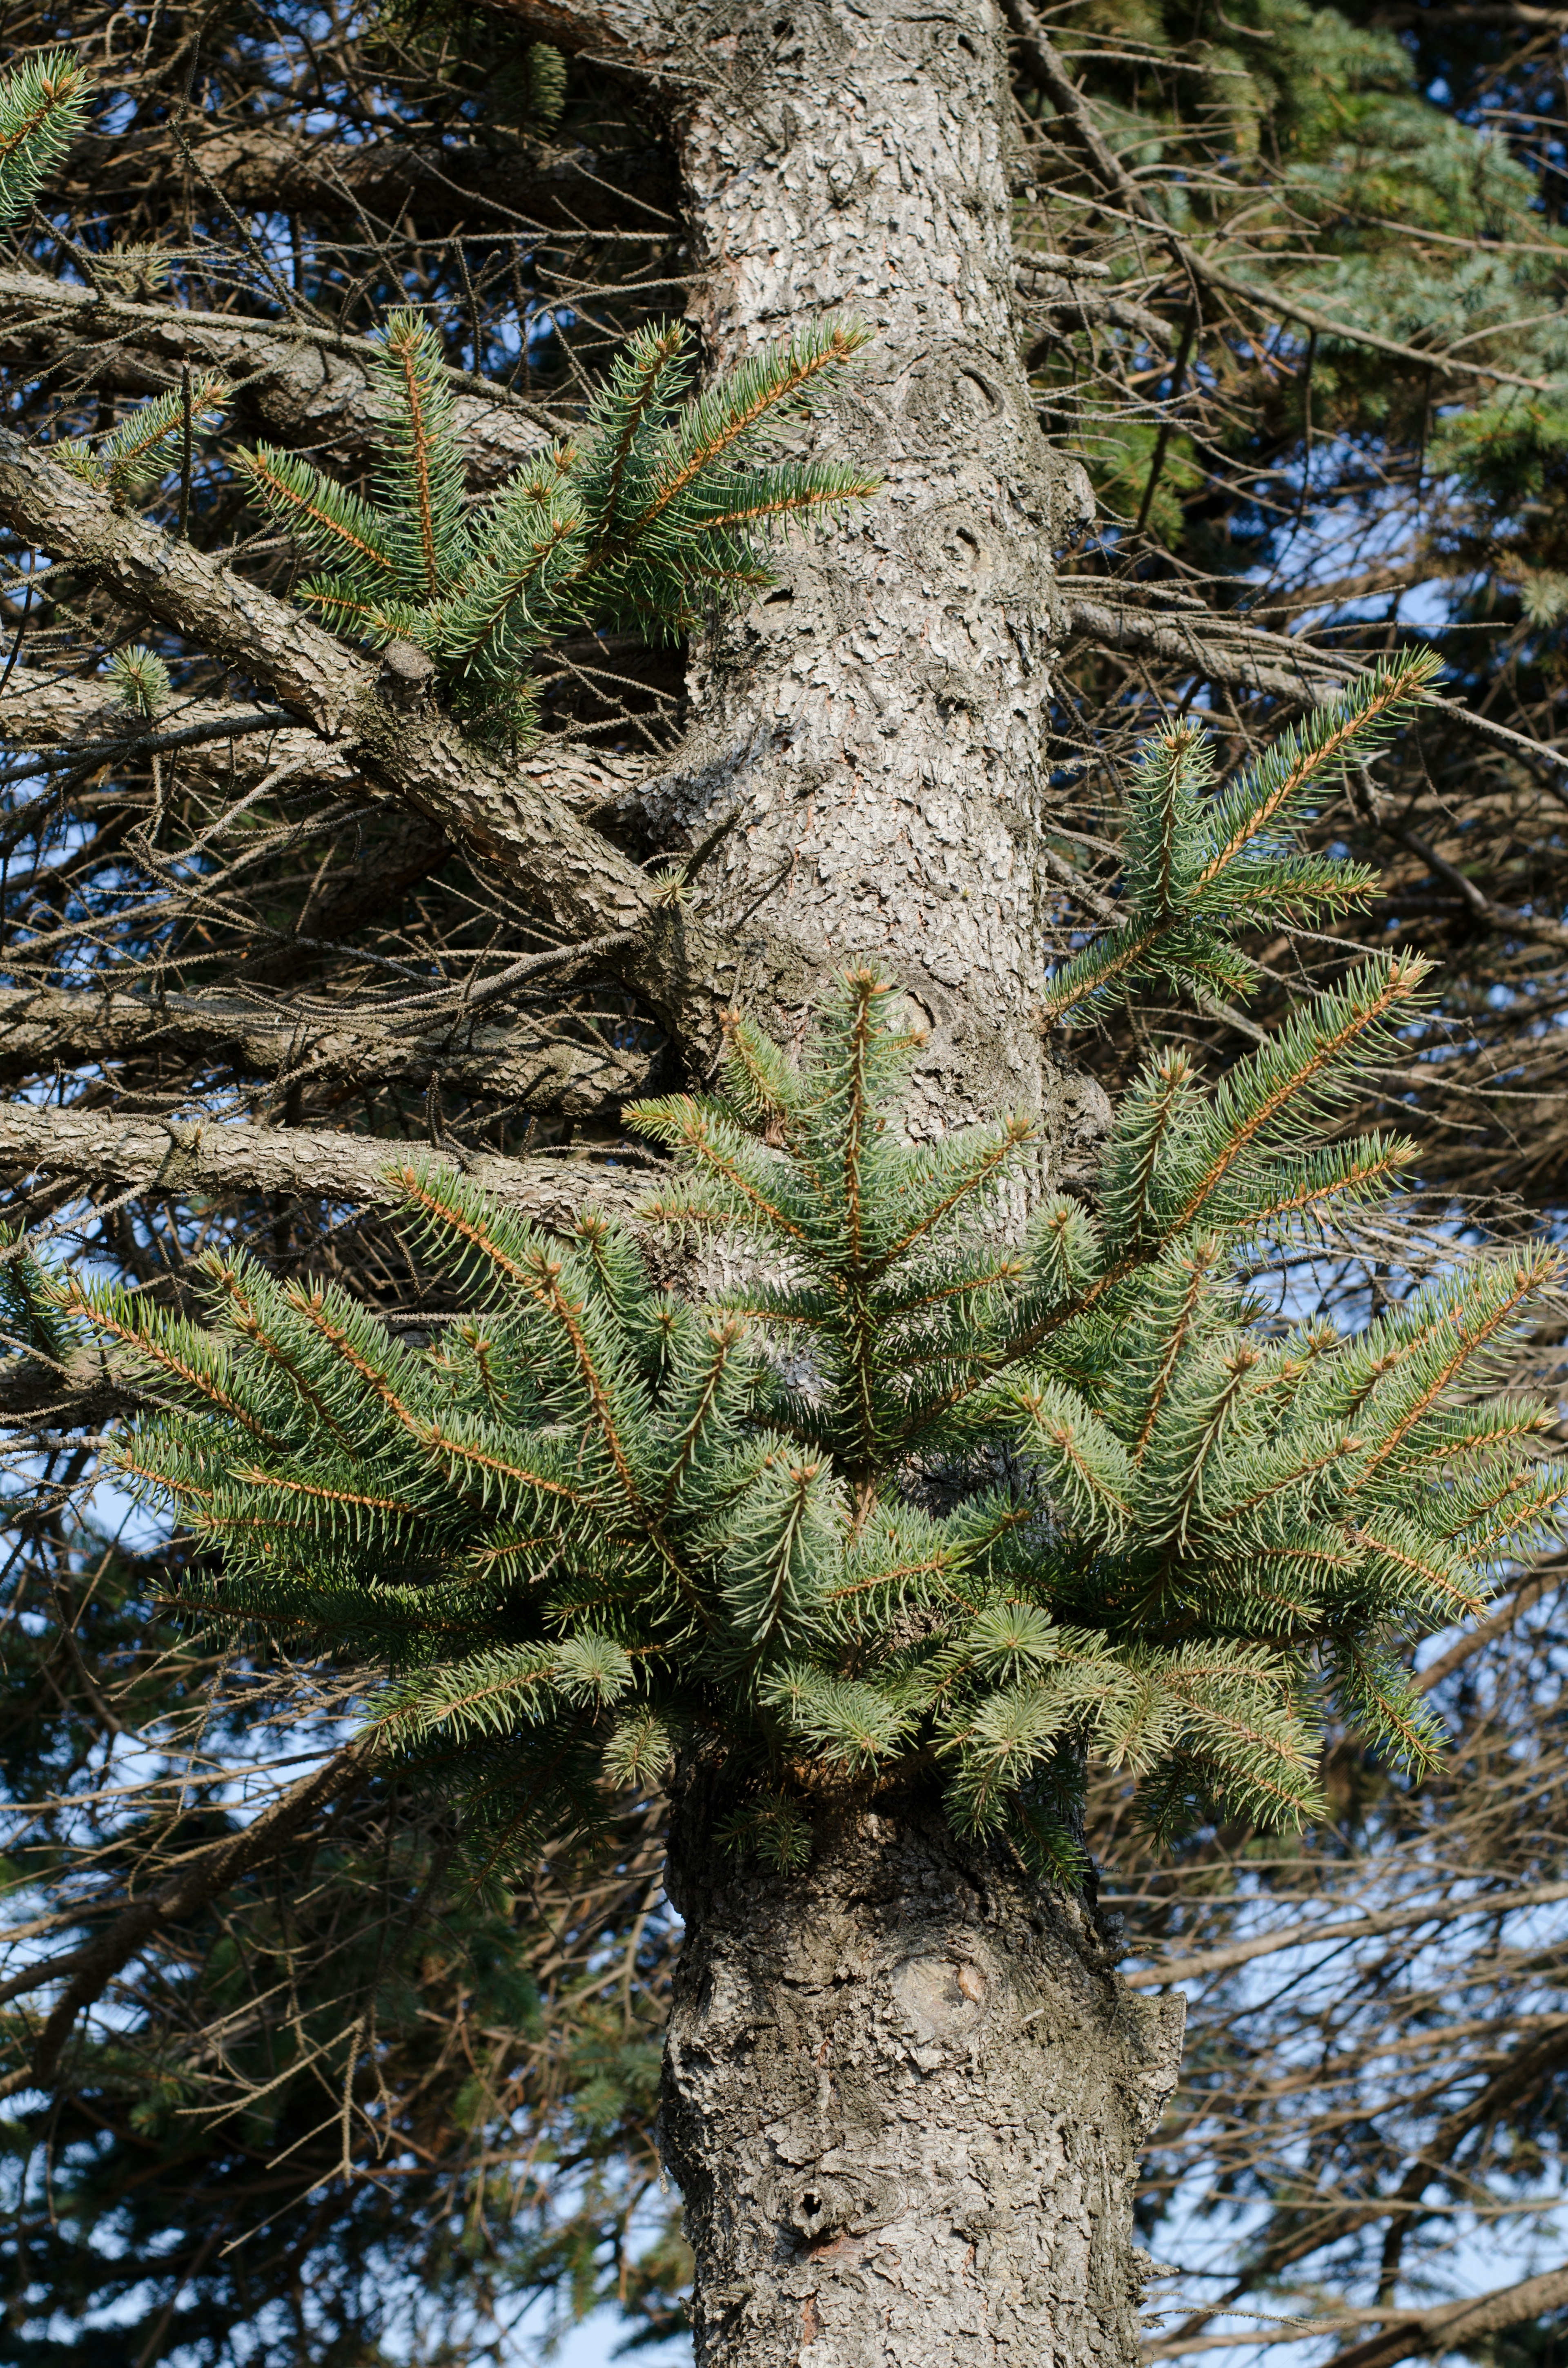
top-left (578, 0), bottom-right (1174, 2349)
top-left (662, 1767), bottom-right (1185, 2366)
top-left (610, 0), bottom-right (1091, 1125)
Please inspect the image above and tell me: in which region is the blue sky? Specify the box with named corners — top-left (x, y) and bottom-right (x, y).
top-left (550, 2309), bottom-right (690, 2368)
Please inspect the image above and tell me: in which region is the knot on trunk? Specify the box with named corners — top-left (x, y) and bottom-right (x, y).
top-left (378, 639), bottom-right (439, 717)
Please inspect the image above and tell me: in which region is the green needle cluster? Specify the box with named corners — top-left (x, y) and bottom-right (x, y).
top-left (1042, 647), bottom-right (1445, 1021)
top-left (236, 310), bottom-right (881, 739)
top-left (0, 49), bottom-right (88, 227)
top-left (58, 665), bottom-right (1565, 1883)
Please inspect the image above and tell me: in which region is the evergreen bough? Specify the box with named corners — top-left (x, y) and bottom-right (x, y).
top-left (0, 48), bottom-right (875, 740)
top-left (1040, 646), bottom-right (1445, 1021)
top-left (0, 49), bottom-right (87, 227)
top-left (58, 656), bottom-right (1566, 1881)
top-left (57, 373), bottom-right (229, 504)
top-left (236, 309), bottom-right (880, 737)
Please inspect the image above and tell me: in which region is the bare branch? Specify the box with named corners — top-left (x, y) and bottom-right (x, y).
top-left (0, 1345), bottom-right (138, 1430)
top-left (0, 271), bottom-right (552, 484)
top-left (1060, 595), bottom-right (1568, 782)
top-left (1411, 1570), bottom-right (1563, 1695)
top-left (1060, 592), bottom-right (1348, 705)
top-left (0, 983), bottom-right (662, 1111)
top-left (0, 1097), bottom-right (653, 1221)
top-left (0, 422), bottom-right (373, 732)
top-left (1311, 2261), bottom-right (1568, 2368)
top-left (0, 1735), bottom-right (378, 2100)
top-left (1121, 1879), bottom-right (1568, 1990)
top-left (70, 122), bottom-right (677, 237)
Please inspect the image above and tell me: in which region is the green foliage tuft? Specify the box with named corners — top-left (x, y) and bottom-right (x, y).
top-left (56, 372), bottom-right (228, 503)
top-left (1042, 648), bottom-right (1444, 1023)
top-left (0, 49), bottom-right (89, 227)
top-left (107, 642), bottom-right (171, 717)
top-left (0, 1225), bottom-right (72, 1368)
top-left (524, 40), bottom-right (567, 129)
top-left (65, 682), bottom-right (1566, 1871)
top-left (238, 311), bottom-right (880, 741)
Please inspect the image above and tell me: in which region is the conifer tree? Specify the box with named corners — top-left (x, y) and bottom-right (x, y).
top-left (2, 2), bottom-right (1568, 2362)
top-left (56, 650), bottom-right (1566, 2365)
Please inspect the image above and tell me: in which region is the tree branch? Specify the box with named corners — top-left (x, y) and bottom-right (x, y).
top-left (70, 122), bottom-right (677, 236)
top-left (0, 1344), bottom-right (138, 1430)
top-left (1319, 2261), bottom-right (1568, 2368)
top-left (1120, 1878), bottom-right (1568, 1989)
top-left (0, 667), bottom-right (649, 822)
top-left (1410, 1568), bottom-right (1563, 1695)
top-left (1061, 594), bottom-right (1568, 781)
top-left (0, 1097), bottom-right (654, 1222)
top-left (0, 271), bottom-right (552, 484)
top-left (0, 437), bottom-right (823, 1061)
top-left (0, 984), bottom-right (662, 1112)
top-left (0, 1736), bottom-right (377, 2100)
top-left (1143, 2263), bottom-right (1568, 2361)
top-left (0, 426), bottom-right (372, 731)
top-left (1060, 592), bottom-right (1350, 705)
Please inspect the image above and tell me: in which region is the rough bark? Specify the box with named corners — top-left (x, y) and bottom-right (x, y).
top-left (480, 0), bottom-right (1087, 1117)
top-left (612, 0), bottom-right (1089, 1127)
top-left (0, 271), bottom-right (553, 483)
top-left (662, 1767), bottom-right (1184, 2368)
top-left (68, 122), bottom-right (677, 235)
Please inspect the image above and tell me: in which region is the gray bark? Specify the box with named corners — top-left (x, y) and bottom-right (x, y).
top-left (662, 1768), bottom-right (1184, 2368)
top-left (0, 668), bottom-right (647, 818)
top-left (74, 121), bottom-right (676, 234)
top-left (1060, 592), bottom-right (1349, 705)
top-left (613, 0), bottom-right (1091, 1126)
